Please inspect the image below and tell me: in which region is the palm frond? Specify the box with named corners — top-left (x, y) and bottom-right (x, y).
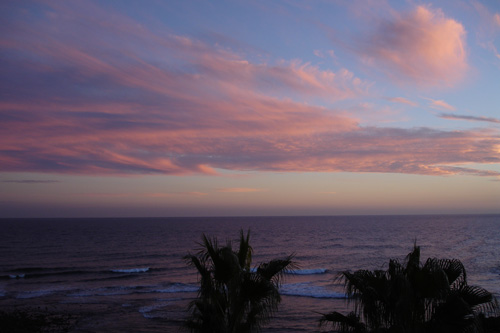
top-left (404, 243), bottom-right (421, 273)
top-left (458, 285), bottom-right (499, 315)
top-left (238, 229), bottom-right (253, 270)
top-left (320, 311), bottom-right (367, 333)
top-left (328, 243), bottom-right (499, 333)
top-left (185, 229), bottom-right (293, 333)
top-left (256, 254), bottom-right (296, 286)
top-left (431, 258), bottom-right (467, 289)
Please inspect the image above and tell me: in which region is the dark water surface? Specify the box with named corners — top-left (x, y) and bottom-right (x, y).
top-left (1, 215), bottom-right (499, 332)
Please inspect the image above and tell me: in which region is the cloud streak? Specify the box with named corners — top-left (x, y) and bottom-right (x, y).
top-left (217, 188), bottom-right (268, 193)
top-left (2, 180), bottom-right (60, 184)
top-left (425, 98), bottom-right (456, 111)
top-left (439, 113), bottom-right (500, 124)
top-left (387, 97), bottom-right (418, 107)
top-left (472, 2), bottom-right (500, 62)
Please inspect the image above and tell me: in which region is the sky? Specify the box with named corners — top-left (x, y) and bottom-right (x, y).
top-left (1, 0), bottom-right (499, 218)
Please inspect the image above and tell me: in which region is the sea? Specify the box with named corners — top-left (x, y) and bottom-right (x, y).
top-left (1, 215), bottom-right (499, 332)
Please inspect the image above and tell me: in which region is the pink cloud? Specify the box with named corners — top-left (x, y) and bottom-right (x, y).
top-left (144, 192), bottom-right (208, 197)
top-left (217, 188), bottom-right (268, 193)
top-left (439, 113), bottom-right (500, 124)
top-left (73, 193), bottom-right (133, 198)
top-left (387, 97), bottom-right (418, 107)
top-left (2, 180), bottom-right (60, 184)
top-left (0, 1), bottom-right (499, 180)
top-left (425, 98), bottom-right (456, 111)
top-left (195, 55), bottom-right (369, 103)
top-left (360, 5), bottom-right (467, 87)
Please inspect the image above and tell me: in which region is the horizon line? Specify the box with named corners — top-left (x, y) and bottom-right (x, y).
top-left (1, 212), bottom-right (499, 220)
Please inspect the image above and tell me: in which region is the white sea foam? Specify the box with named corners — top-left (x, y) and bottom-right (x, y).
top-left (155, 283), bottom-right (198, 293)
top-left (16, 289), bottom-right (55, 299)
top-left (69, 286), bottom-right (136, 297)
top-left (289, 268), bottom-right (327, 275)
top-left (251, 268), bottom-right (327, 275)
top-left (111, 267), bottom-right (150, 273)
top-left (280, 282), bottom-right (345, 299)
top-left (139, 303), bottom-right (169, 319)
top-left (68, 289), bottom-right (97, 297)
top-left (67, 283), bottom-right (197, 298)
top-left (9, 274), bottom-right (25, 279)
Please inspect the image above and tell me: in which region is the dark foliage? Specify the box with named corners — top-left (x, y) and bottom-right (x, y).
top-left (185, 230), bottom-right (295, 333)
top-left (0, 309), bottom-right (73, 333)
top-left (320, 243), bottom-right (499, 333)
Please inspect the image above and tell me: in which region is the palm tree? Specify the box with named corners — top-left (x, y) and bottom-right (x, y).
top-left (320, 244), bottom-right (499, 332)
top-left (185, 230), bottom-right (295, 333)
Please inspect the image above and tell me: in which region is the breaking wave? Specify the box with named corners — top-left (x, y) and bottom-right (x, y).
top-left (280, 282), bottom-right (345, 299)
top-left (289, 268), bottom-right (327, 275)
top-left (111, 267), bottom-right (150, 273)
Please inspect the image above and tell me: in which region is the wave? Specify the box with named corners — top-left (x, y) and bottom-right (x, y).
top-left (139, 303), bottom-right (170, 319)
top-left (10, 281), bottom-right (198, 300)
top-left (68, 282), bottom-right (198, 298)
top-left (154, 283), bottom-right (198, 293)
top-left (289, 268), bottom-right (328, 275)
top-left (8, 274), bottom-right (25, 279)
top-left (2, 267), bottom-right (92, 280)
top-left (68, 286), bottom-right (143, 297)
top-left (16, 289), bottom-right (62, 299)
top-left (250, 267), bottom-right (328, 275)
top-left (111, 267), bottom-right (150, 273)
top-left (2, 266), bottom-right (154, 281)
top-left (280, 282), bottom-right (345, 299)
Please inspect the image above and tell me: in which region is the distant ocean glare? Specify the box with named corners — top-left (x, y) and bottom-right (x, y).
top-left (1, 215), bottom-right (499, 332)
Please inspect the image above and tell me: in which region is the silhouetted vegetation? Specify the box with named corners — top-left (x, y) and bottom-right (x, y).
top-left (320, 243), bottom-right (499, 333)
top-left (0, 309), bottom-right (73, 333)
top-left (184, 230), bottom-right (295, 333)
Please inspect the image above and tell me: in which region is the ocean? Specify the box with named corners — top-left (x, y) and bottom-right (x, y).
top-left (1, 215), bottom-right (499, 332)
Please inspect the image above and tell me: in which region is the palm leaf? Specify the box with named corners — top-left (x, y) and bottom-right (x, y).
top-left (238, 229), bottom-right (253, 270)
top-left (320, 311), bottom-right (367, 333)
top-left (404, 243), bottom-right (421, 274)
top-left (328, 243), bottom-right (499, 332)
top-left (185, 229), bottom-right (294, 333)
top-left (256, 255), bottom-right (295, 286)
top-left (458, 285), bottom-right (499, 315)
top-left (431, 258), bottom-right (467, 289)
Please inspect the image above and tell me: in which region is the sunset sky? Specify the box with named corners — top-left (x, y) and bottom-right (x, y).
top-left (1, 0), bottom-right (499, 217)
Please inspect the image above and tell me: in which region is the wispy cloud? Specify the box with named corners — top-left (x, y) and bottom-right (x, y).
top-left (358, 5), bottom-right (467, 86)
top-left (74, 191), bottom-right (208, 198)
top-left (424, 98), bottom-right (456, 111)
top-left (436, 165), bottom-right (500, 178)
top-left (217, 188), bottom-right (268, 193)
top-left (471, 2), bottom-right (500, 63)
top-left (144, 192), bottom-right (208, 197)
top-left (73, 192), bottom-right (132, 198)
top-left (313, 49), bottom-right (336, 59)
top-left (439, 113), bottom-right (500, 124)
top-left (387, 97), bottom-right (418, 107)
top-left (2, 180), bottom-right (60, 184)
